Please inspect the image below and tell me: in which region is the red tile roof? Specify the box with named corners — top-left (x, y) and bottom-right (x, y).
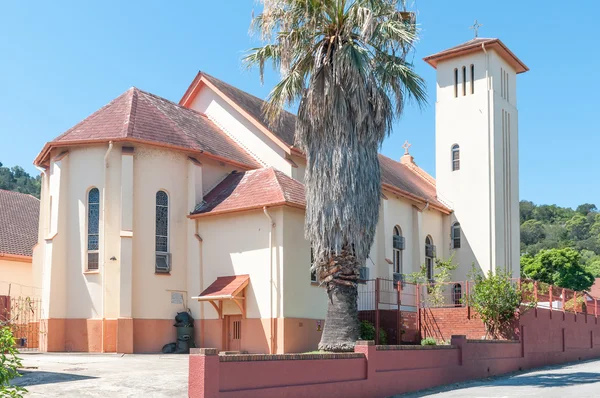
top-left (35, 88), bottom-right (261, 169)
top-left (197, 275), bottom-right (250, 298)
top-left (191, 167), bottom-right (305, 217)
top-left (423, 38), bottom-right (528, 74)
top-left (379, 155), bottom-right (449, 212)
top-left (181, 73), bottom-right (450, 213)
top-left (0, 190), bottom-right (39, 257)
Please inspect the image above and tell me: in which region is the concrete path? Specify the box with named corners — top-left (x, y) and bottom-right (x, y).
top-left (397, 359), bottom-right (600, 397)
top-left (12, 352), bottom-right (188, 397)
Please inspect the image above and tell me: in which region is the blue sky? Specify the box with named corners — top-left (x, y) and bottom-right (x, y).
top-left (0, 1), bottom-right (598, 208)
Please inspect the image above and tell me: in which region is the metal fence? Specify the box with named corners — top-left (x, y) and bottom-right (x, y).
top-left (357, 277), bottom-right (600, 345)
top-left (0, 295), bottom-right (43, 351)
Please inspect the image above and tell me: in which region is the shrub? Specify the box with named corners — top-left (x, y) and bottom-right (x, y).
top-left (0, 326), bottom-right (27, 397)
top-left (421, 337), bottom-right (437, 346)
top-left (467, 266), bottom-right (534, 339)
top-left (359, 320), bottom-right (387, 344)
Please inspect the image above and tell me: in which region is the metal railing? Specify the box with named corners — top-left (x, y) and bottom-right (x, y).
top-left (0, 295), bottom-right (43, 351)
top-left (357, 277), bottom-right (600, 344)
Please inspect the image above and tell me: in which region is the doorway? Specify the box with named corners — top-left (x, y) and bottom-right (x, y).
top-left (226, 315), bottom-right (242, 351)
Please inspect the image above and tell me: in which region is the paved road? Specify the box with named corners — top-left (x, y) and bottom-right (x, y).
top-left (13, 352), bottom-right (188, 397)
top-left (398, 359), bottom-right (600, 397)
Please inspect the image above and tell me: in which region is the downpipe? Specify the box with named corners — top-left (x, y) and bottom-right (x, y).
top-left (263, 207), bottom-right (276, 354)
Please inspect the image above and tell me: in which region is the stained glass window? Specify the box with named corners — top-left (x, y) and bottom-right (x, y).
top-left (87, 188), bottom-right (100, 270)
top-left (156, 191), bottom-right (169, 253)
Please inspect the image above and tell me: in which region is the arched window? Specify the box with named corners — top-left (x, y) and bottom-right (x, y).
top-left (87, 188), bottom-right (100, 271)
top-left (470, 64), bottom-right (475, 94)
top-left (451, 222), bottom-right (461, 249)
top-left (425, 236), bottom-right (435, 281)
top-left (155, 190), bottom-right (170, 273)
top-left (453, 283), bottom-right (462, 306)
top-left (453, 68), bottom-right (458, 98)
top-left (392, 226), bottom-right (404, 274)
top-left (451, 144), bottom-right (460, 171)
top-left (462, 66), bottom-right (467, 96)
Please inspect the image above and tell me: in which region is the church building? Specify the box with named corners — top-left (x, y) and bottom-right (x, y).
top-left (31, 37), bottom-right (527, 354)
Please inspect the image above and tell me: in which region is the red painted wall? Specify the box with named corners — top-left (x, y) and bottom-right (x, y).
top-left (421, 307), bottom-right (488, 341)
top-left (189, 308), bottom-right (600, 398)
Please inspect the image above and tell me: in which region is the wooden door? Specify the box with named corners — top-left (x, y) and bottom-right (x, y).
top-left (226, 315), bottom-right (242, 351)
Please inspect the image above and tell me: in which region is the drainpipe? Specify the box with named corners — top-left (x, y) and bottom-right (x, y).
top-left (263, 207), bottom-right (275, 354)
top-left (194, 221), bottom-right (204, 347)
top-left (101, 141), bottom-right (113, 353)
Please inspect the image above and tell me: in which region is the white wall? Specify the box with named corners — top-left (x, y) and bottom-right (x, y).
top-left (435, 48), bottom-right (521, 278)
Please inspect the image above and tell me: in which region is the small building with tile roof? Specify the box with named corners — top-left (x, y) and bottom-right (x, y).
top-left (33, 36), bottom-right (525, 354)
top-left (0, 189), bottom-right (41, 298)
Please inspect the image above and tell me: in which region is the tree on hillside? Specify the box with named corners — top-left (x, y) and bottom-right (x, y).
top-left (521, 248), bottom-right (595, 291)
top-left (577, 203), bottom-right (597, 215)
top-left (520, 220), bottom-right (545, 246)
top-left (0, 162), bottom-right (41, 198)
top-left (245, 0), bottom-right (426, 351)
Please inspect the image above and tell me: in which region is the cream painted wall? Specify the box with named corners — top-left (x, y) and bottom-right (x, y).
top-left (189, 86), bottom-right (293, 175)
top-left (0, 259), bottom-right (38, 298)
top-left (131, 145), bottom-right (190, 320)
top-left (367, 193), bottom-right (448, 281)
top-left (195, 209), bottom-right (280, 320)
top-left (281, 207), bottom-right (326, 319)
top-left (435, 47), bottom-right (521, 278)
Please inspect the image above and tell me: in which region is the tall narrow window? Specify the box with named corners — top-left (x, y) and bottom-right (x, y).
top-left (451, 144), bottom-right (460, 171)
top-left (501, 68), bottom-right (504, 98)
top-left (453, 283), bottom-right (462, 307)
top-left (454, 68), bottom-right (458, 98)
top-left (155, 190), bottom-right (171, 273)
top-left (425, 236), bottom-right (435, 281)
top-left (506, 73), bottom-right (509, 103)
top-left (451, 222), bottom-right (461, 249)
top-left (470, 64), bottom-right (475, 94)
top-left (392, 226), bottom-right (404, 275)
top-left (462, 66), bottom-right (467, 96)
top-left (87, 188), bottom-right (100, 271)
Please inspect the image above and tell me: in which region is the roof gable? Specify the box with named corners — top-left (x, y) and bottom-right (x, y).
top-left (0, 190), bottom-right (39, 257)
top-left (191, 167), bottom-right (305, 217)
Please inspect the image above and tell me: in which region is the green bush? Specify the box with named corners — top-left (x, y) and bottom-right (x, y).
top-left (421, 337), bottom-right (437, 346)
top-left (0, 326), bottom-right (27, 397)
top-left (359, 320), bottom-right (387, 345)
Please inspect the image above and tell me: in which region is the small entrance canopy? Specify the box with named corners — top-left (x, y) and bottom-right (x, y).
top-left (192, 275), bottom-right (249, 319)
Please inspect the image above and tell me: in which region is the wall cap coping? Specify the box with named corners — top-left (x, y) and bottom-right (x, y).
top-left (466, 339), bottom-right (520, 344)
top-left (217, 352), bottom-right (365, 362)
top-left (191, 348), bottom-right (218, 356)
top-left (376, 344), bottom-right (456, 351)
top-left (356, 340), bottom-right (375, 346)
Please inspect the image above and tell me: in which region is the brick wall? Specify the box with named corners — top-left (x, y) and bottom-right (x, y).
top-left (421, 307), bottom-right (488, 341)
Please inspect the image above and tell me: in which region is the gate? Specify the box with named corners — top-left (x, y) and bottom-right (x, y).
top-left (0, 295), bottom-right (43, 351)
top-left (357, 278), bottom-right (419, 344)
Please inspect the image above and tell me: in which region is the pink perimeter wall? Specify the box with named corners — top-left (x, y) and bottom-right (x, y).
top-left (189, 308), bottom-right (600, 398)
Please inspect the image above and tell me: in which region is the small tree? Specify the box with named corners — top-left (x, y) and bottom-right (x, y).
top-left (522, 248), bottom-right (595, 291)
top-left (407, 256), bottom-right (458, 307)
top-left (0, 326), bottom-right (27, 397)
top-left (467, 267), bottom-right (534, 339)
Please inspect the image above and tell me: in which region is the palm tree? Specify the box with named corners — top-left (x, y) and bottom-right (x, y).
top-left (245, 0), bottom-right (427, 352)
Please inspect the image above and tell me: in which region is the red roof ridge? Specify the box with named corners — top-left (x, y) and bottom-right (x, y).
top-left (269, 167), bottom-right (290, 203)
top-left (0, 189), bottom-right (40, 201)
top-left (405, 162), bottom-right (436, 187)
top-left (135, 90), bottom-right (200, 150)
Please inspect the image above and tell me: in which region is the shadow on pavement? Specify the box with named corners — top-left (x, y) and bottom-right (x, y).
top-left (13, 370), bottom-right (97, 387)
top-left (493, 371), bottom-right (600, 388)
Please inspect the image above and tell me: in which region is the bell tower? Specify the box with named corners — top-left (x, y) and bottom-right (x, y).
top-left (424, 38), bottom-right (528, 278)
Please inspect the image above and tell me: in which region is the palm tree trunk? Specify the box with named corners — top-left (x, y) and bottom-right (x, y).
top-left (318, 251), bottom-right (360, 352)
